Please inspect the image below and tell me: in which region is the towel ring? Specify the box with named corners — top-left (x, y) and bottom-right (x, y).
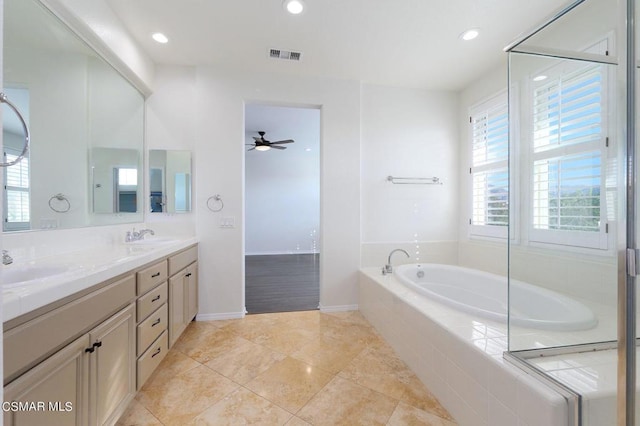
top-left (0, 92), bottom-right (30, 167)
top-left (49, 193), bottom-right (71, 213)
top-left (207, 194), bottom-right (224, 212)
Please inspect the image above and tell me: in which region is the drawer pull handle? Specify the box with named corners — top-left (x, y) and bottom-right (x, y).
top-left (93, 341), bottom-right (103, 349)
top-left (151, 295), bottom-right (161, 302)
top-left (151, 347), bottom-right (162, 358)
top-left (185, 273), bottom-right (192, 277)
top-left (151, 272), bottom-right (161, 278)
top-left (151, 318), bottom-right (161, 327)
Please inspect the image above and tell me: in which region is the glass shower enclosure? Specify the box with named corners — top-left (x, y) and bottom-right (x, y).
top-left (504, 0), bottom-right (637, 424)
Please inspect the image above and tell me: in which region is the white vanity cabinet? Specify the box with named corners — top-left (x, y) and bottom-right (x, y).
top-left (168, 246), bottom-right (198, 347)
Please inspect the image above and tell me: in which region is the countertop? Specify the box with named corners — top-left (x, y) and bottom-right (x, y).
top-left (2, 237), bottom-right (198, 322)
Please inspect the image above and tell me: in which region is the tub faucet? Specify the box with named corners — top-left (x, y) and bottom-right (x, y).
top-left (383, 249), bottom-right (409, 275)
top-left (125, 228), bottom-right (155, 242)
top-left (2, 250), bottom-right (13, 265)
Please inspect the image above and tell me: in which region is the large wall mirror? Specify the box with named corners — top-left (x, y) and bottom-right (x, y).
top-left (2, 0), bottom-right (144, 232)
top-left (149, 150), bottom-right (192, 213)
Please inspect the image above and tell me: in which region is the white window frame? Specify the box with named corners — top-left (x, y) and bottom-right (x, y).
top-left (468, 91), bottom-right (509, 240)
top-left (526, 56), bottom-right (611, 251)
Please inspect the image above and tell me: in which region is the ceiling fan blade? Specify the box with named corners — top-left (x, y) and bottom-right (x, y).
top-left (252, 136), bottom-right (262, 141)
top-left (270, 139), bottom-right (294, 145)
top-left (270, 145), bottom-right (286, 150)
top-left (247, 147), bottom-right (256, 151)
top-left (245, 144), bottom-right (256, 146)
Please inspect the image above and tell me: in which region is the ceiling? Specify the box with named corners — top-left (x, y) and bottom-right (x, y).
top-left (106, 0), bottom-right (563, 90)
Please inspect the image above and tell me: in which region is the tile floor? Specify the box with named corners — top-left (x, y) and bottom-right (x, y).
top-left (117, 310), bottom-right (456, 425)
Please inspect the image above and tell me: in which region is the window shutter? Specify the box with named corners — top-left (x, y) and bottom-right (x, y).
top-left (470, 95), bottom-right (509, 235)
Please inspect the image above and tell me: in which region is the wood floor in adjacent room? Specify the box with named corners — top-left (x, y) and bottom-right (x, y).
top-left (116, 310), bottom-right (456, 425)
top-left (245, 254), bottom-right (320, 314)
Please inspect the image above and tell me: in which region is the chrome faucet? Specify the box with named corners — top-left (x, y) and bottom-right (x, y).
top-left (2, 250), bottom-right (13, 265)
top-left (382, 249), bottom-right (409, 275)
top-left (125, 228), bottom-right (155, 242)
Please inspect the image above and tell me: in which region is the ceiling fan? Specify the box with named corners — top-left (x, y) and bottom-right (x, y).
top-left (246, 131), bottom-right (294, 152)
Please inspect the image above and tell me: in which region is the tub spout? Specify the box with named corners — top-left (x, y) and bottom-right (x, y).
top-left (383, 249), bottom-right (410, 275)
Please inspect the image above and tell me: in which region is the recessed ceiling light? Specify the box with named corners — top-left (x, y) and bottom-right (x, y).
top-left (533, 75), bottom-right (548, 82)
top-left (152, 33), bottom-right (169, 44)
top-left (305, 148), bottom-right (312, 152)
top-left (460, 29), bottom-right (479, 41)
top-left (283, 0), bottom-right (305, 15)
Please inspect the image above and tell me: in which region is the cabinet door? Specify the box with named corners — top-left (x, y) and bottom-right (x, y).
top-left (4, 334), bottom-right (90, 426)
top-left (168, 271), bottom-right (187, 347)
top-left (186, 262), bottom-right (198, 323)
top-left (87, 304), bottom-right (135, 426)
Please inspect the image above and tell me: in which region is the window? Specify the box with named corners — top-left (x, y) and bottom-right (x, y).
top-left (469, 92), bottom-right (509, 239)
top-left (3, 149), bottom-right (30, 231)
top-left (529, 62), bottom-right (608, 249)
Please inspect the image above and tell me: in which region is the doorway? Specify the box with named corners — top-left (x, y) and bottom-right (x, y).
top-left (243, 103), bottom-right (321, 314)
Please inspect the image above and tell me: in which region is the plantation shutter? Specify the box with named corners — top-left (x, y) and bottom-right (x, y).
top-left (4, 151), bottom-right (30, 231)
top-left (529, 63), bottom-right (607, 249)
top-left (470, 94), bottom-right (509, 238)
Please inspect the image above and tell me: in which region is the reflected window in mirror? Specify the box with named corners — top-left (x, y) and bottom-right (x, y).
top-left (3, 87), bottom-right (31, 231)
top-left (149, 150), bottom-right (192, 213)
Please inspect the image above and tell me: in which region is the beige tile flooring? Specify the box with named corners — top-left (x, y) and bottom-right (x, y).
top-left (117, 310), bottom-right (456, 426)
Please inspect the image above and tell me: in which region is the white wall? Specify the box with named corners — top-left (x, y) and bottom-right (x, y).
top-left (360, 84), bottom-right (459, 268)
top-left (244, 104), bottom-right (320, 255)
top-left (55, 0), bottom-right (155, 93)
top-left (193, 67), bottom-right (361, 318)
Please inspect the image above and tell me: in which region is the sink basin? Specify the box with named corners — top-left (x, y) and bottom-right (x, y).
top-left (3, 265), bottom-right (70, 286)
top-left (126, 237), bottom-right (178, 245)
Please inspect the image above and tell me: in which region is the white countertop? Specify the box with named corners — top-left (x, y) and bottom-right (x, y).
top-left (2, 237), bottom-right (198, 322)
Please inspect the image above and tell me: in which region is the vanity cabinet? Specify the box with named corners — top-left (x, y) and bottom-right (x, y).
top-left (3, 304), bottom-right (136, 426)
top-left (3, 243), bottom-right (198, 425)
top-left (168, 246), bottom-right (198, 347)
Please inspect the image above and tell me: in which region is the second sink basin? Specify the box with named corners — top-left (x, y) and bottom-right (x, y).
top-left (3, 265), bottom-right (70, 286)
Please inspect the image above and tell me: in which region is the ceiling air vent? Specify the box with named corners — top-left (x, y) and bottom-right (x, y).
top-left (269, 48), bottom-right (302, 61)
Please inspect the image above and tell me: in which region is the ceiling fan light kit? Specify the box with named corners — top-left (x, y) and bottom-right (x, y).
top-left (247, 131), bottom-right (295, 152)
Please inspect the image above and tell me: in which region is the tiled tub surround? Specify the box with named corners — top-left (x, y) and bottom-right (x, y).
top-left (359, 267), bottom-right (570, 426)
top-left (2, 235), bottom-right (198, 321)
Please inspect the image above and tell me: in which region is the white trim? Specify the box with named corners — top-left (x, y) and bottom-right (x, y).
top-left (319, 304), bottom-right (359, 313)
top-left (196, 312), bottom-right (245, 321)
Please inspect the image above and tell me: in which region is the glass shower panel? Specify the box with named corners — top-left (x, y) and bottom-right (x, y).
top-left (510, 0), bottom-right (617, 60)
top-left (507, 51), bottom-right (619, 353)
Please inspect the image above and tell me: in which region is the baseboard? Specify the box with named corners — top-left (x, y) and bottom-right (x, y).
top-left (319, 304), bottom-right (359, 313)
top-left (196, 312), bottom-right (245, 321)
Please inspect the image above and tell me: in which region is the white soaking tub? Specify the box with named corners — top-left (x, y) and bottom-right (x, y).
top-left (394, 263), bottom-right (597, 331)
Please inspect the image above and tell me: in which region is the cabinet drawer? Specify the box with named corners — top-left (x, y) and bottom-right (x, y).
top-left (137, 304), bottom-right (168, 356)
top-left (137, 331), bottom-right (168, 390)
top-left (137, 282), bottom-right (168, 322)
top-left (137, 260), bottom-right (168, 295)
top-left (168, 245), bottom-right (197, 276)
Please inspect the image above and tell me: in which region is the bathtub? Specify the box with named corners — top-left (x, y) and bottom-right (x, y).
top-left (358, 266), bottom-right (571, 425)
top-left (394, 263), bottom-right (597, 331)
